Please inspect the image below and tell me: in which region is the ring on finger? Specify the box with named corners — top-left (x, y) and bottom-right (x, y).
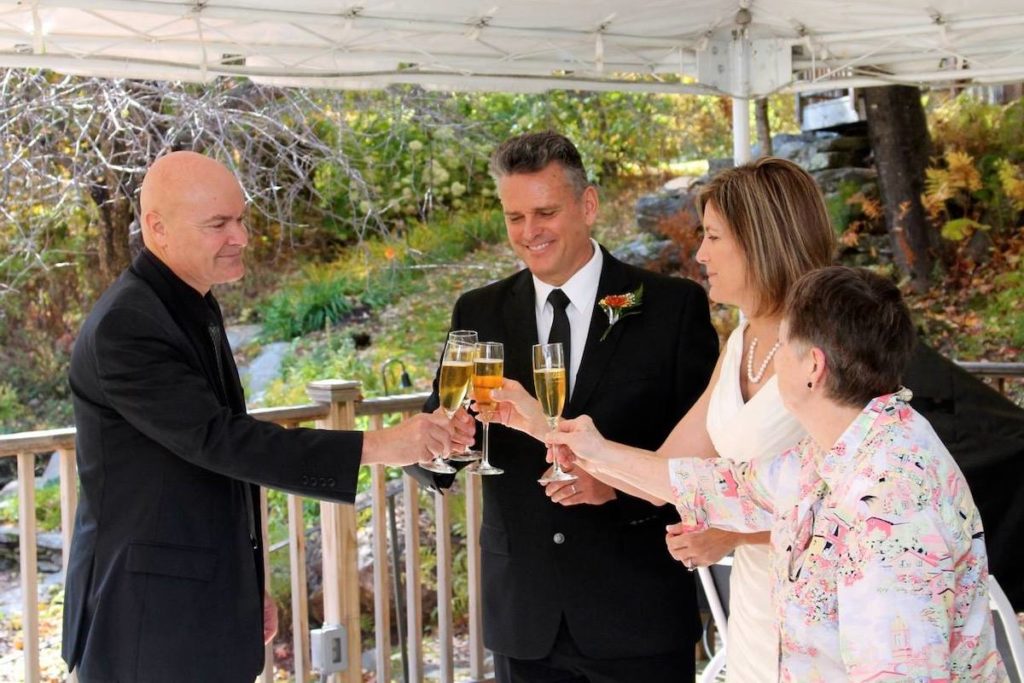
top-left (570, 484), bottom-right (577, 495)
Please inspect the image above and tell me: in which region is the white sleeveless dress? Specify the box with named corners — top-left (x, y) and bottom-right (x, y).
top-left (705, 322), bottom-right (806, 683)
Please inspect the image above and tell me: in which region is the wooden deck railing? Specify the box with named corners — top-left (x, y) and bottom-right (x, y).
top-left (0, 380), bottom-right (492, 683)
top-left (1, 362), bottom-right (1022, 682)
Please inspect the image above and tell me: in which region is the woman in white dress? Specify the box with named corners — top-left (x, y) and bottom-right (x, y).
top-left (648, 157), bottom-right (835, 681)
top-left (491, 157), bottom-right (835, 681)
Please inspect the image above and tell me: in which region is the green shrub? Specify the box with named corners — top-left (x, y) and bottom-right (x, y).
top-left (0, 383), bottom-right (24, 430)
top-left (0, 480), bottom-right (62, 531)
top-left (984, 269), bottom-right (1024, 349)
top-left (926, 96), bottom-right (1024, 241)
top-left (826, 180), bottom-right (863, 235)
top-left (261, 266), bottom-right (356, 340)
top-left (258, 209), bottom-right (505, 342)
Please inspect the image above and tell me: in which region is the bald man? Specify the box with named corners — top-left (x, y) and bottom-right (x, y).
top-left (63, 152), bottom-right (471, 682)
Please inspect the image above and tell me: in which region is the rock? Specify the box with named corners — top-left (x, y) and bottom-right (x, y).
top-left (966, 228), bottom-right (994, 264)
top-left (0, 452), bottom-right (61, 499)
top-left (241, 341), bottom-right (290, 404)
top-left (837, 233), bottom-right (893, 267)
top-left (707, 157), bottom-right (735, 175)
top-left (807, 150), bottom-right (859, 171)
top-left (612, 238), bottom-right (675, 267)
top-left (635, 190), bottom-right (691, 237)
top-left (770, 130), bottom-right (871, 171)
top-left (811, 167), bottom-right (878, 197)
top-left (772, 132), bottom-right (835, 163)
top-left (662, 176), bottom-right (698, 192)
top-left (823, 135), bottom-right (870, 154)
top-left (225, 324), bottom-right (262, 350)
top-left (0, 526), bottom-right (64, 573)
top-left (631, 183), bottom-right (706, 280)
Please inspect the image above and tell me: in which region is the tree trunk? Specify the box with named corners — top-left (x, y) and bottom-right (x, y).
top-left (89, 169), bottom-right (134, 286)
top-left (864, 85), bottom-right (934, 292)
top-left (755, 98), bottom-right (772, 156)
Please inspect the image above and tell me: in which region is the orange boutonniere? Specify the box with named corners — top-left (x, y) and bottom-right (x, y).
top-left (598, 284), bottom-right (643, 341)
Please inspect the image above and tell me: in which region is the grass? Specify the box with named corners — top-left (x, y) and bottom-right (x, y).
top-left (257, 208), bottom-right (507, 342)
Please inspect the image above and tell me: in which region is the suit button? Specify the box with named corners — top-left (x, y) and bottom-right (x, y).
top-left (553, 532), bottom-right (565, 545)
top-left (301, 476), bottom-right (309, 486)
top-left (328, 478), bottom-right (336, 487)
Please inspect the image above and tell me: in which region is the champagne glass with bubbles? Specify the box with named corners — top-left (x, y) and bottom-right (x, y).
top-left (468, 341), bottom-right (504, 476)
top-left (445, 330), bottom-right (482, 463)
top-left (534, 343), bottom-right (577, 484)
top-left (421, 339), bottom-right (475, 474)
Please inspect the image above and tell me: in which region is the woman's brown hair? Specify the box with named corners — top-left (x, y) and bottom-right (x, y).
top-left (699, 157), bottom-right (836, 317)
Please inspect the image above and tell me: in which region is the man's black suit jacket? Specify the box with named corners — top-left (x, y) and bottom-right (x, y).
top-left (414, 248), bottom-right (719, 660)
top-left (64, 250), bottom-right (364, 682)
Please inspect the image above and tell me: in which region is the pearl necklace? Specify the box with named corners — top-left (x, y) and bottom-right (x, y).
top-left (746, 336), bottom-right (781, 384)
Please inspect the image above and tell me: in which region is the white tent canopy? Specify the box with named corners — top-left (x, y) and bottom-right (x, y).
top-left (2, 1), bottom-right (1022, 163)
top-left (1, 0), bottom-right (1023, 98)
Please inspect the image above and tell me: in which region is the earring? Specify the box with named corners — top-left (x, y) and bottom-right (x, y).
top-left (806, 381), bottom-right (812, 389)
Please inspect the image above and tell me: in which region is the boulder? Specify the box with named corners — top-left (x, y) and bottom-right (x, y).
top-left (631, 184), bottom-right (705, 281)
top-left (811, 167), bottom-right (878, 197)
top-left (635, 189), bottom-right (693, 237)
top-left (0, 526), bottom-right (64, 573)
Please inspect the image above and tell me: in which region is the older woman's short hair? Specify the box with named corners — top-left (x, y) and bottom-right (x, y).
top-left (698, 157), bottom-right (836, 317)
top-left (785, 266), bottom-right (916, 407)
top-left (489, 131), bottom-right (590, 197)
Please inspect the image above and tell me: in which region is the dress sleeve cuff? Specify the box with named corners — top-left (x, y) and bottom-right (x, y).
top-left (668, 457), bottom-right (712, 530)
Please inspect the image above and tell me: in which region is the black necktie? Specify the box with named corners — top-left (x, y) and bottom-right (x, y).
top-left (547, 288), bottom-right (572, 392)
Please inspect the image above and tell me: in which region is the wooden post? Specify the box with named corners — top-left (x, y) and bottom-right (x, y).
top-left (465, 473), bottom-right (486, 681)
top-left (403, 474), bottom-right (423, 683)
top-left (58, 448), bottom-right (78, 683)
top-left (260, 487), bottom-right (275, 683)
top-left (370, 414), bottom-right (392, 682)
top-left (435, 488), bottom-right (454, 683)
top-left (17, 452), bottom-right (40, 683)
top-left (307, 380), bottom-right (361, 683)
top-left (370, 463), bottom-right (391, 681)
top-left (288, 493), bottom-right (310, 682)
top-left (57, 448), bottom-right (78, 577)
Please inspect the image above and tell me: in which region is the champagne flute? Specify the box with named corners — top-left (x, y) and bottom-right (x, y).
top-left (445, 330), bottom-right (482, 463)
top-left (468, 341), bottom-right (504, 476)
top-left (421, 339), bottom-right (475, 474)
top-left (533, 343), bottom-right (576, 484)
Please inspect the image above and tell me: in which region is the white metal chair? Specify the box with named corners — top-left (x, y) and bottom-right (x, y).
top-left (989, 574), bottom-right (1024, 682)
top-left (697, 557), bottom-right (732, 683)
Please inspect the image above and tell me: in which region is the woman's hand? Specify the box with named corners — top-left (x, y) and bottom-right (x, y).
top-left (263, 591), bottom-right (278, 645)
top-left (544, 415), bottom-right (611, 465)
top-left (485, 378), bottom-right (549, 439)
top-left (664, 522), bottom-right (740, 569)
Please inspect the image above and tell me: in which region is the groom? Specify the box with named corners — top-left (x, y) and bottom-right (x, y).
top-left (411, 132), bottom-right (719, 681)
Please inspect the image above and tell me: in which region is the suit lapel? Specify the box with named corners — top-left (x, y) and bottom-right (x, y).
top-left (502, 272), bottom-right (540, 387)
top-left (565, 251), bottom-right (634, 417)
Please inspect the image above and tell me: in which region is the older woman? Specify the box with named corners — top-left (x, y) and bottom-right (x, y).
top-left (493, 157), bottom-right (835, 681)
top-left (549, 266), bottom-right (1005, 680)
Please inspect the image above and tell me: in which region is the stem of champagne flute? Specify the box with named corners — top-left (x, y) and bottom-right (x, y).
top-left (548, 416), bottom-right (565, 476)
top-left (481, 420), bottom-right (491, 468)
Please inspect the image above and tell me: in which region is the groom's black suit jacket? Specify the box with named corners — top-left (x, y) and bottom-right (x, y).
top-left (414, 248), bottom-right (719, 660)
top-left (63, 250), bottom-right (364, 682)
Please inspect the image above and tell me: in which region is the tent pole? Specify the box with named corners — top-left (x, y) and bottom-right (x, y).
top-left (731, 27), bottom-right (752, 165)
top-left (732, 96), bottom-right (751, 165)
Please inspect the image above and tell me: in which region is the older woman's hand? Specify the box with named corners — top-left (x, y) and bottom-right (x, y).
top-left (481, 378), bottom-right (549, 440)
top-left (544, 415), bottom-right (611, 464)
top-left (664, 522), bottom-right (740, 569)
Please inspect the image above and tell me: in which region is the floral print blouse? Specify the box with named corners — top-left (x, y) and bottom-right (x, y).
top-left (669, 391), bottom-right (1006, 681)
